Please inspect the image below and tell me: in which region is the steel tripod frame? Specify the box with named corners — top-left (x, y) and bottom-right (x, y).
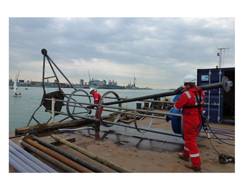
top-left (26, 49), bottom-right (91, 127)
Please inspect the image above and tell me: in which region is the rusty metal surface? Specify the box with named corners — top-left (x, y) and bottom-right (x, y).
top-left (52, 134), bottom-right (129, 172)
top-left (32, 135), bottom-right (104, 172)
top-left (23, 137), bottom-right (92, 172)
top-left (21, 141), bottom-right (76, 172)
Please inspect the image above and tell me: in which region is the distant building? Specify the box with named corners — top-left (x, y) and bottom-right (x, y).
top-left (108, 80), bottom-right (117, 86)
top-left (89, 79), bottom-right (105, 88)
top-left (31, 81), bottom-right (42, 87)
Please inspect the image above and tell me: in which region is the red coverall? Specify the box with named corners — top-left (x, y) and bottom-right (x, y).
top-left (174, 86), bottom-right (204, 168)
top-left (92, 91), bottom-right (102, 106)
top-left (91, 91), bottom-right (103, 139)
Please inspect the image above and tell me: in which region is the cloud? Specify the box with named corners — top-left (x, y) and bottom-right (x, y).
top-left (9, 17), bottom-right (235, 89)
top-left (51, 58), bottom-right (170, 86)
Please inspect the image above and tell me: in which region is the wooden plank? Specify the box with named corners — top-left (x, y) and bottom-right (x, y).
top-left (51, 137), bottom-right (76, 146)
top-left (15, 119), bottom-right (94, 136)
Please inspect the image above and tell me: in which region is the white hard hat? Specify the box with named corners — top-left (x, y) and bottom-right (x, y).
top-left (184, 74), bottom-right (196, 84)
top-left (89, 88), bottom-right (96, 94)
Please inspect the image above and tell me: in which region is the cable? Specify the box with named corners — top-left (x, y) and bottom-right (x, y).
top-left (207, 124), bottom-right (235, 146)
top-left (206, 132), bottom-right (235, 164)
top-left (208, 137), bottom-right (220, 155)
top-left (203, 122), bottom-right (235, 164)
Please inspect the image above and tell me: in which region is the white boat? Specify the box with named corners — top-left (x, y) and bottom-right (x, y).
top-left (13, 72), bottom-right (22, 97)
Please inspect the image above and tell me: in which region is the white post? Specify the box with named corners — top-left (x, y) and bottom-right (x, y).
top-left (218, 49), bottom-right (222, 68)
top-left (51, 97), bottom-right (56, 122)
top-left (218, 70), bottom-right (222, 122)
top-left (217, 48), bottom-right (228, 122)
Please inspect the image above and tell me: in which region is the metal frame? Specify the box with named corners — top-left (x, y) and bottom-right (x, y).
top-left (26, 49), bottom-right (233, 142)
top-left (27, 49), bottom-right (91, 127)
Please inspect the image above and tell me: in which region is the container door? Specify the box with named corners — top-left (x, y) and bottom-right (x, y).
top-left (197, 69), bottom-right (223, 123)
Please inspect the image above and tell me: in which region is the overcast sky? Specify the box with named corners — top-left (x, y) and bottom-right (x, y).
top-left (9, 18), bottom-right (234, 89)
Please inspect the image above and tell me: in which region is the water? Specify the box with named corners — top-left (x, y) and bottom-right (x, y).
top-left (9, 87), bottom-right (165, 132)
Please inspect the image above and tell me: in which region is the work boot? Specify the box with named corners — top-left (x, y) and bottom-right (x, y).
top-left (184, 164), bottom-right (201, 172)
top-left (178, 152), bottom-right (189, 161)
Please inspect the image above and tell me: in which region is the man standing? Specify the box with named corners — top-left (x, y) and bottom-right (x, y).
top-left (89, 88), bottom-right (103, 140)
top-left (174, 75), bottom-right (204, 172)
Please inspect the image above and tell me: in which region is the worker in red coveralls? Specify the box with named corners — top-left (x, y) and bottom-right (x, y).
top-left (174, 75), bottom-right (205, 172)
top-left (89, 88), bottom-right (103, 140)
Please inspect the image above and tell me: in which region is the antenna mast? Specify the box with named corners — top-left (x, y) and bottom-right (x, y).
top-left (217, 48), bottom-right (229, 68)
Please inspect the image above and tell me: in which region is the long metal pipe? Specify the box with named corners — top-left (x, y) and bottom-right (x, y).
top-left (23, 137), bottom-right (92, 172)
top-left (9, 146), bottom-right (47, 172)
top-left (31, 136), bottom-right (104, 172)
top-left (43, 110), bottom-right (184, 140)
top-left (102, 90), bottom-right (180, 105)
top-left (103, 77), bottom-right (232, 106)
top-left (9, 157), bottom-right (29, 173)
top-left (50, 110), bottom-right (181, 139)
top-left (17, 118), bottom-right (93, 136)
top-left (9, 152), bottom-right (37, 173)
top-left (43, 110), bottom-right (182, 139)
top-left (46, 106), bottom-right (166, 122)
top-left (64, 93), bottom-right (172, 104)
top-left (51, 134), bottom-right (129, 172)
top-left (21, 141), bottom-right (77, 172)
top-left (10, 141), bottom-right (56, 172)
top-left (46, 98), bottom-right (168, 116)
top-left (103, 108), bottom-right (166, 120)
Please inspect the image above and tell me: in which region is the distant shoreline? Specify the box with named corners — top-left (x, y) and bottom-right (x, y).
top-left (9, 85), bottom-right (153, 90)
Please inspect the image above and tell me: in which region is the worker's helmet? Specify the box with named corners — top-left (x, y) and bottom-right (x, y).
top-left (184, 74), bottom-right (196, 84)
top-left (89, 88), bottom-right (96, 94)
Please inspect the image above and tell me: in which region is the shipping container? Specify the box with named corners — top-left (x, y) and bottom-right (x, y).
top-left (197, 67), bottom-right (235, 124)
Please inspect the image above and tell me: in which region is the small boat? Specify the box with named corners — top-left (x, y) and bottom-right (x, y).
top-left (13, 82), bottom-right (22, 96)
top-left (13, 72), bottom-right (22, 97)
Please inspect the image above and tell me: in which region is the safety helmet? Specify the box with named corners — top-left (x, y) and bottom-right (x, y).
top-left (184, 74), bottom-right (196, 84)
top-left (89, 88), bottom-right (96, 94)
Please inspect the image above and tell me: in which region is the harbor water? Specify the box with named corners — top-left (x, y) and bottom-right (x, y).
top-left (9, 87), bottom-right (166, 132)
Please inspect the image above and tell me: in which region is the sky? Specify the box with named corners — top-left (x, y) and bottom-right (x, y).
top-left (9, 17), bottom-right (235, 89)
